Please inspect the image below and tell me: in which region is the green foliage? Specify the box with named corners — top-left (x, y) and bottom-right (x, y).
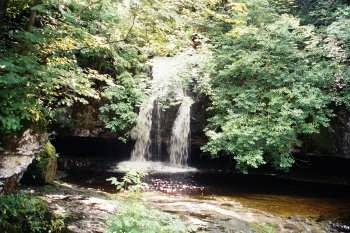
top-left (198, 0), bottom-right (350, 172)
top-left (0, 53), bottom-right (47, 134)
top-left (99, 73), bottom-right (144, 139)
top-left (3, 0), bottom-right (350, 174)
top-left (295, 0), bottom-right (348, 26)
top-left (0, 193), bottom-right (64, 233)
top-left (0, 0), bottom-right (199, 141)
top-left (2, 0), bottom-right (35, 19)
top-left (107, 170), bottom-right (145, 193)
top-left (106, 198), bottom-right (187, 233)
top-left (0, 0), bottom-right (147, 138)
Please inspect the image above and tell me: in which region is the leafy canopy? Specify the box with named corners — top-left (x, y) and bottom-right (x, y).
top-left (198, 0), bottom-right (350, 172)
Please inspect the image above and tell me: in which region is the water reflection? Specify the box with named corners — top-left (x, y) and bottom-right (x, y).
top-left (63, 163), bottom-right (350, 224)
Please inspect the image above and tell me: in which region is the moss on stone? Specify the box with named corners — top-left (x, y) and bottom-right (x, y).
top-left (23, 142), bottom-right (57, 185)
top-left (250, 223), bottom-right (278, 233)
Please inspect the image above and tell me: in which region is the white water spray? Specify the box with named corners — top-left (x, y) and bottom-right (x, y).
top-left (130, 50), bottom-right (197, 166)
top-left (130, 96), bottom-right (155, 161)
top-left (169, 97), bottom-right (193, 165)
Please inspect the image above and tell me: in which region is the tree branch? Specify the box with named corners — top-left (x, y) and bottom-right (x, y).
top-left (107, 13), bottom-right (137, 44)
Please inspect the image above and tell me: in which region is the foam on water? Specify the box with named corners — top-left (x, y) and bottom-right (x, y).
top-left (110, 161), bottom-right (198, 173)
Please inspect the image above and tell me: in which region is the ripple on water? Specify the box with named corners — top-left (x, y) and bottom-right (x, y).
top-left (108, 161), bottom-right (198, 174)
top-left (63, 165), bottom-right (350, 229)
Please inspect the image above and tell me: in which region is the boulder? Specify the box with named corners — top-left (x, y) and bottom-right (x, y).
top-left (0, 129), bottom-right (48, 193)
top-left (22, 142), bottom-right (58, 185)
top-left (0, 155), bottom-right (34, 193)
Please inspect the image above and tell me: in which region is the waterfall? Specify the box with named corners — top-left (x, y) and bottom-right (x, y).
top-left (130, 50), bottom-right (197, 166)
top-left (130, 96), bottom-right (155, 161)
top-left (154, 101), bottom-right (162, 161)
top-left (169, 97), bottom-right (193, 165)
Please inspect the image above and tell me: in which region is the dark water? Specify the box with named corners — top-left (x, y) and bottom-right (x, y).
top-left (54, 135), bottom-right (350, 231)
top-left (62, 169), bottom-right (350, 226)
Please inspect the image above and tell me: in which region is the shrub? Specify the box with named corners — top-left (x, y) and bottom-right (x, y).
top-left (106, 170), bottom-right (145, 193)
top-left (106, 198), bottom-right (187, 233)
top-left (0, 193), bottom-right (64, 233)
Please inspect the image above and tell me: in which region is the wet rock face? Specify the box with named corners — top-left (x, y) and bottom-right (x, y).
top-left (302, 108), bottom-right (350, 158)
top-left (71, 102), bottom-right (105, 137)
top-left (190, 95), bottom-right (209, 147)
top-left (148, 102), bottom-right (180, 161)
top-left (54, 102), bottom-right (105, 138)
top-left (0, 129), bottom-right (47, 193)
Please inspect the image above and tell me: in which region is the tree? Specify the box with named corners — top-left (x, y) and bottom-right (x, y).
top-left (198, 0), bottom-right (349, 172)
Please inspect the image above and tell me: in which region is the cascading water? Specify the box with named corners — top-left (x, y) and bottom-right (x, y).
top-left (169, 97), bottom-right (193, 165)
top-left (154, 101), bottom-right (162, 161)
top-left (130, 96), bottom-right (155, 161)
top-left (130, 50), bottom-right (197, 166)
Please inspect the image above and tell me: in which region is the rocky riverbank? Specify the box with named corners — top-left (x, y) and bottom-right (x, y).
top-left (23, 178), bottom-right (349, 233)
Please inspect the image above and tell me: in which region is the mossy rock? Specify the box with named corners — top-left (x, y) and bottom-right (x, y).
top-left (22, 142), bottom-right (57, 185)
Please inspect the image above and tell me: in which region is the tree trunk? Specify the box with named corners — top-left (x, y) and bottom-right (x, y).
top-left (26, 10), bottom-right (37, 31)
top-left (0, 0), bottom-right (9, 20)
